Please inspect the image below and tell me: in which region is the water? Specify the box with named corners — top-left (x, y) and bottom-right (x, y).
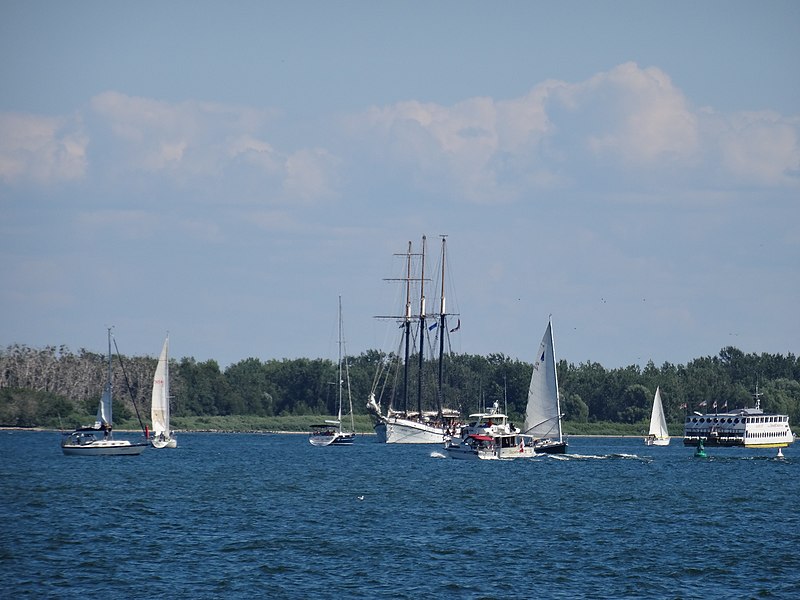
top-left (1, 431), bottom-right (798, 599)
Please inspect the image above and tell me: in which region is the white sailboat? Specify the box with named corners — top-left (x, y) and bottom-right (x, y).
top-left (522, 317), bottom-right (567, 454)
top-left (366, 236), bottom-right (461, 444)
top-left (61, 328), bottom-right (149, 456)
top-left (644, 386), bottom-right (670, 446)
top-left (309, 296), bottom-right (356, 446)
top-left (151, 336), bottom-right (177, 449)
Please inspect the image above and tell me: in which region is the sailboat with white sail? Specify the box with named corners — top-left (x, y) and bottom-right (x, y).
top-left (61, 328), bottom-right (149, 456)
top-left (309, 296), bottom-right (356, 446)
top-left (366, 236), bottom-right (461, 444)
top-left (522, 317), bottom-right (567, 454)
top-left (150, 335), bottom-right (177, 448)
top-left (645, 386), bottom-right (670, 446)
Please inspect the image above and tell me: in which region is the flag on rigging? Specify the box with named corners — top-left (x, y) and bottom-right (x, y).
top-left (449, 318), bottom-right (461, 333)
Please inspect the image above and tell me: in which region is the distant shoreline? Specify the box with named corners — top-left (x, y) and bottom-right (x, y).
top-left (1, 426), bottom-right (647, 438)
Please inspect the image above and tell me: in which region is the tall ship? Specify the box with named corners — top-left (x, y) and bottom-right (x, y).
top-left (683, 385), bottom-right (795, 448)
top-left (366, 235), bottom-right (461, 444)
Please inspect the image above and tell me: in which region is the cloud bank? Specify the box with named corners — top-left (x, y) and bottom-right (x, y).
top-left (1, 63), bottom-right (797, 204)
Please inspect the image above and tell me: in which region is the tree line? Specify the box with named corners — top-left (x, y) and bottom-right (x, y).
top-left (1, 343), bottom-right (799, 429)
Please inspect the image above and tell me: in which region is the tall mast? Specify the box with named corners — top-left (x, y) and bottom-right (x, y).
top-left (403, 241), bottom-right (413, 414)
top-left (436, 235), bottom-right (447, 421)
top-left (417, 235), bottom-right (427, 420)
top-left (337, 295), bottom-right (343, 424)
top-left (107, 326), bottom-right (112, 408)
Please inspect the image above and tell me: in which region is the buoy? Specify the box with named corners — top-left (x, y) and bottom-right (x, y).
top-left (694, 439), bottom-right (707, 458)
top-left (777, 448), bottom-right (784, 459)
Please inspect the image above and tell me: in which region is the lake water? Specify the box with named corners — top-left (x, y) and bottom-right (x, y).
top-left (1, 431), bottom-right (798, 599)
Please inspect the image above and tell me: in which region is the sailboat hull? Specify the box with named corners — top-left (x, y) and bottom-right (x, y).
top-left (61, 439), bottom-right (148, 456)
top-left (152, 436), bottom-right (177, 449)
top-left (534, 440), bottom-right (568, 454)
top-left (645, 437), bottom-right (670, 446)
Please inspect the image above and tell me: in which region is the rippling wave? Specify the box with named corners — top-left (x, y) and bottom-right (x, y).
top-left (2, 431), bottom-right (798, 599)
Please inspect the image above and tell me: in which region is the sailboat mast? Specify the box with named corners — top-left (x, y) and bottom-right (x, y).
top-left (549, 317), bottom-right (563, 441)
top-left (436, 235), bottom-right (447, 421)
top-left (337, 295), bottom-right (343, 424)
top-left (417, 235), bottom-right (427, 421)
top-left (106, 327), bottom-right (112, 411)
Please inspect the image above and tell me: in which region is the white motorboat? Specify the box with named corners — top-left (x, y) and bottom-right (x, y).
top-left (445, 406), bottom-right (535, 460)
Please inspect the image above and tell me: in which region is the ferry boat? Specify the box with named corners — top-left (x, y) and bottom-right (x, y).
top-left (683, 388), bottom-right (795, 448)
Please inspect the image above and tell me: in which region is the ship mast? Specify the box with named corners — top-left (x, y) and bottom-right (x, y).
top-left (416, 235), bottom-right (427, 421)
top-left (436, 235), bottom-right (447, 422)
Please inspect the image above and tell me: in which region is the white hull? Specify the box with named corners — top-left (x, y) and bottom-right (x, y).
top-left (309, 432), bottom-right (356, 447)
top-left (152, 436), bottom-right (177, 449)
top-left (645, 436), bottom-right (670, 446)
top-left (385, 418), bottom-right (448, 444)
top-left (62, 439), bottom-right (148, 456)
top-left (446, 445), bottom-right (536, 460)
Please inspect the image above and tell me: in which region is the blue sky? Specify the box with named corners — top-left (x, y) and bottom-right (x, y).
top-left (2, 1), bottom-right (798, 370)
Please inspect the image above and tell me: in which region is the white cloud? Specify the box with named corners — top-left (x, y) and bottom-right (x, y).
top-left (283, 148), bottom-right (340, 203)
top-left (352, 62), bottom-right (799, 203)
top-left (0, 112), bottom-right (88, 184)
top-left (715, 110), bottom-right (800, 186)
top-left (570, 62), bottom-right (701, 165)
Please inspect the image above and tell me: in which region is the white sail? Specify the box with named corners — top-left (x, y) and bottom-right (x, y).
top-left (96, 383), bottom-right (112, 428)
top-left (151, 336), bottom-right (170, 438)
top-left (523, 318), bottom-right (563, 441)
top-left (648, 386), bottom-right (670, 444)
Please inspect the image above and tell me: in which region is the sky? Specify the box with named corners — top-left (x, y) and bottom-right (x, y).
top-left (1, 0), bottom-right (799, 371)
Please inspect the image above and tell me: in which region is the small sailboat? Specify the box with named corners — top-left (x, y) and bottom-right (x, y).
top-left (645, 386), bottom-right (670, 446)
top-left (309, 296), bottom-right (356, 446)
top-left (150, 336), bottom-right (177, 449)
top-left (522, 317), bottom-right (567, 454)
top-left (61, 328), bottom-right (149, 456)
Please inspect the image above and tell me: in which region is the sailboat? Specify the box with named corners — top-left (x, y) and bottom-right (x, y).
top-left (366, 236), bottom-right (461, 444)
top-left (150, 335), bottom-right (177, 448)
top-left (61, 328), bottom-right (149, 456)
top-left (522, 317), bottom-right (567, 454)
top-left (309, 296), bottom-right (356, 446)
top-left (645, 386), bottom-right (670, 446)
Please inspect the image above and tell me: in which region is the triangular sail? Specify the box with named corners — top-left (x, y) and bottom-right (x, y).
top-left (96, 383), bottom-right (112, 427)
top-left (95, 327), bottom-right (113, 428)
top-left (648, 387), bottom-right (669, 439)
top-left (523, 319), bottom-right (562, 440)
top-left (151, 337), bottom-right (170, 436)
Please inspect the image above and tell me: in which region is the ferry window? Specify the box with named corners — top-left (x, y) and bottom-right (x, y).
top-left (699, 418), bottom-right (705, 423)
top-left (734, 419), bottom-right (739, 424)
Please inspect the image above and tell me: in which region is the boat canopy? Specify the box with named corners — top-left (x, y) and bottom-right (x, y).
top-left (468, 434), bottom-right (493, 441)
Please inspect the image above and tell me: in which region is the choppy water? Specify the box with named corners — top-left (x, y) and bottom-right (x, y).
top-left (1, 431), bottom-right (798, 599)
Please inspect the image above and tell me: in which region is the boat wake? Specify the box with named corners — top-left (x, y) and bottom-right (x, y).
top-left (430, 451), bottom-right (448, 459)
top-left (546, 453), bottom-right (652, 463)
